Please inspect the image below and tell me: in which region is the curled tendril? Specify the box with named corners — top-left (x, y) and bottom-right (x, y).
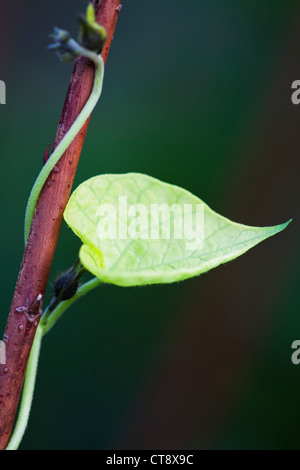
top-left (24, 5), bottom-right (106, 242)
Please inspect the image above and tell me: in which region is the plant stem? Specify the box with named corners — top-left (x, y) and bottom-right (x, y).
top-left (6, 277), bottom-right (102, 450)
top-left (0, 0), bottom-right (122, 450)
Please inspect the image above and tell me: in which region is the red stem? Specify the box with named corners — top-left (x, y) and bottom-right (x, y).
top-left (0, 0), bottom-right (122, 450)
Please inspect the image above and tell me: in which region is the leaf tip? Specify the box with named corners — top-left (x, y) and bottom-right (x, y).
top-left (278, 219), bottom-right (292, 232)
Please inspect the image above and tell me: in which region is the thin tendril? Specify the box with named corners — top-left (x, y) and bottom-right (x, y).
top-left (24, 53), bottom-right (104, 243)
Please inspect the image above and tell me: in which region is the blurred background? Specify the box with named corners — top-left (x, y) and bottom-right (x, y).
top-left (0, 0), bottom-right (299, 450)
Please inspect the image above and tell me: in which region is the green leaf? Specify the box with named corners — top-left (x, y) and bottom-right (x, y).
top-left (64, 173), bottom-right (290, 287)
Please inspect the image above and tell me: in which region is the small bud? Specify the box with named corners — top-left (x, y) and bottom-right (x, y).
top-left (53, 270), bottom-right (79, 301)
top-left (50, 27), bottom-right (71, 43)
top-left (52, 259), bottom-right (86, 302)
top-left (78, 5), bottom-right (107, 54)
top-left (60, 52), bottom-right (78, 63)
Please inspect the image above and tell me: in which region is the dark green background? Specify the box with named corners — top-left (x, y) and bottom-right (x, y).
top-left (0, 0), bottom-right (299, 450)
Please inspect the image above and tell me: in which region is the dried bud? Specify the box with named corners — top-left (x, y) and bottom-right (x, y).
top-left (48, 27), bottom-right (79, 63)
